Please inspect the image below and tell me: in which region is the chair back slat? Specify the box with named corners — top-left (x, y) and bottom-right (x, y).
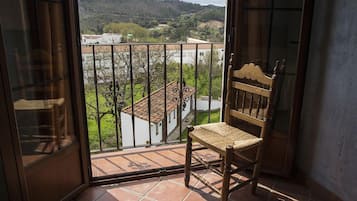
top-left (230, 109), bottom-right (265, 127)
top-left (225, 59), bottom-right (282, 138)
top-left (232, 81), bottom-right (271, 97)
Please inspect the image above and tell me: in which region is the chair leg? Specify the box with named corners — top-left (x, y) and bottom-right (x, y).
top-left (222, 145), bottom-right (233, 201)
top-left (184, 127), bottom-right (193, 187)
top-left (220, 154), bottom-right (224, 173)
top-left (251, 146), bottom-right (263, 194)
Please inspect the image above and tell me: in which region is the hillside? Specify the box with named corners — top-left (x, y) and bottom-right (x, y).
top-left (78, 0), bottom-right (225, 35)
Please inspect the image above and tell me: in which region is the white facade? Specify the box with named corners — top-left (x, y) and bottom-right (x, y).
top-left (81, 45), bottom-right (224, 84)
top-left (169, 47), bottom-right (224, 65)
top-left (196, 97), bottom-right (222, 111)
top-left (121, 98), bottom-right (192, 147)
top-left (82, 33), bottom-right (122, 45)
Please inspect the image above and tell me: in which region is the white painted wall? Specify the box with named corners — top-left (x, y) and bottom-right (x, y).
top-left (196, 98), bottom-right (222, 111)
top-left (181, 98), bottom-right (192, 118)
top-left (167, 109), bottom-right (178, 134)
top-left (169, 48), bottom-right (224, 65)
top-left (81, 47), bottom-right (224, 84)
top-left (82, 33), bottom-right (122, 45)
top-left (121, 96), bottom-right (193, 147)
top-left (121, 112), bottom-right (163, 147)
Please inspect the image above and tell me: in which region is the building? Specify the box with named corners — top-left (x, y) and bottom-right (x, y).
top-left (80, 43), bottom-right (224, 84)
top-left (81, 33), bottom-right (122, 45)
top-left (120, 82), bottom-right (195, 147)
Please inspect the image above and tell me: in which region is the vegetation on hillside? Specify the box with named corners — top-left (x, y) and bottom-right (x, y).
top-left (79, 0), bottom-right (225, 42)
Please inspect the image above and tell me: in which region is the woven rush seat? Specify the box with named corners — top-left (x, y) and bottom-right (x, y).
top-left (190, 122), bottom-right (262, 154)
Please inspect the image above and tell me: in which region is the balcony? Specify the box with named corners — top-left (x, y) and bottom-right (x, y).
top-left (82, 42), bottom-right (225, 177)
top-left (79, 165), bottom-right (314, 201)
top-left (80, 43), bottom-right (324, 201)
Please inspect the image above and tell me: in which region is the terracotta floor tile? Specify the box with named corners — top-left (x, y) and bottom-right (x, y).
top-left (123, 153), bottom-right (160, 171)
top-left (169, 147), bottom-right (186, 156)
top-left (141, 199), bottom-right (156, 201)
top-left (84, 146), bottom-right (314, 201)
top-left (146, 180), bottom-right (190, 201)
top-left (140, 152), bottom-right (179, 167)
top-left (106, 156), bottom-right (133, 172)
top-left (106, 188), bottom-right (142, 201)
top-left (91, 158), bottom-right (123, 176)
top-left (194, 149), bottom-right (220, 161)
top-left (229, 185), bottom-right (270, 201)
top-left (95, 192), bottom-right (120, 201)
top-left (184, 191), bottom-right (219, 201)
top-left (121, 178), bottom-right (160, 195)
top-left (91, 165), bottom-right (106, 178)
top-left (76, 187), bottom-right (107, 201)
top-left (192, 179), bottom-right (221, 200)
top-left (108, 155), bottom-right (147, 173)
top-left (193, 171), bottom-right (238, 190)
top-left (157, 150), bottom-right (185, 164)
top-left (163, 173), bottom-right (198, 186)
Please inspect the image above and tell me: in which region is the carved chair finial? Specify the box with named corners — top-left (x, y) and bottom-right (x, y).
top-left (229, 53), bottom-right (234, 66)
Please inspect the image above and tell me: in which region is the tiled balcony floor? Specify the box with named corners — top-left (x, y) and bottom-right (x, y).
top-left (86, 144), bottom-right (321, 201)
top-left (76, 170), bottom-right (320, 201)
top-left (91, 144), bottom-right (219, 177)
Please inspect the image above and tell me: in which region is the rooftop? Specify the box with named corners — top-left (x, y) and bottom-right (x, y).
top-left (122, 82), bottom-right (195, 123)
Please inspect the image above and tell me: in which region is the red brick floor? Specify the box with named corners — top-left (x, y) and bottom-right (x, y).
top-left (76, 171), bottom-right (318, 201)
top-left (91, 144), bottom-right (219, 177)
top-left (83, 144), bottom-right (320, 201)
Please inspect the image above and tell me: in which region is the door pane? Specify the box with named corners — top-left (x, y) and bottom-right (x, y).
top-left (268, 9), bottom-right (302, 133)
top-left (1, 0), bottom-right (76, 167)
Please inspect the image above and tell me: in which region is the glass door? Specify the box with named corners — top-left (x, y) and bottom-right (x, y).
top-left (0, 0), bottom-right (88, 200)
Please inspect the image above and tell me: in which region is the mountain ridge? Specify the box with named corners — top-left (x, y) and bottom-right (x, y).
top-left (79, 0), bottom-right (224, 34)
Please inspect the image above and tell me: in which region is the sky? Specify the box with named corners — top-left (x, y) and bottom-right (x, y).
top-left (181, 0), bottom-right (225, 7)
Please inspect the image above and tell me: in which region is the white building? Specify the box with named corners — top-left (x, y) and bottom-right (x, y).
top-left (120, 82), bottom-right (195, 147)
top-left (81, 33), bottom-right (122, 45)
top-left (80, 43), bottom-right (224, 84)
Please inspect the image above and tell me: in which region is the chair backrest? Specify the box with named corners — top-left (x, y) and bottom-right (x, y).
top-left (224, 57), bottom-right (282, 138)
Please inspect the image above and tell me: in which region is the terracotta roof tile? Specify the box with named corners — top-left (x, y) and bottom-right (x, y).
top-left (122, 82), bottom-right (195, 123)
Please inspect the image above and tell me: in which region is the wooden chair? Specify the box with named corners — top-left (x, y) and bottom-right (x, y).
top-left (184, 58), bottom-right (282, 201)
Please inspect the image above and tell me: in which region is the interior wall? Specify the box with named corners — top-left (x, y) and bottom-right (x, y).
top-left (297, 0), bottom-right (357, 200)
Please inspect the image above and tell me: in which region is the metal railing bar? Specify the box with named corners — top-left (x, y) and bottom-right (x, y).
top-left (208, 43), bottom-right (213, 123)
top-left (163, 44), bottom-right (168, 143)
top-left (83, 42), bottom-right (225, 152)
top-left (92, 45), bottom-right (103, 152)
top-left (129, 44), bottom-right (136, 147)
top-left (179, 44), bottom-right (183, 142)
top-left (84, 42), bottom-right (223, 47)
top-left (194, 44), bottom-right (198, 125)
top-left (111, 45), bottom-right (120, 150)
top-left (147, 44), bottom-right (152, 145)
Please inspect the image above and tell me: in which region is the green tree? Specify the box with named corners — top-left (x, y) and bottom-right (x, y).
top-left (103, 22), bottom-right (149, 42)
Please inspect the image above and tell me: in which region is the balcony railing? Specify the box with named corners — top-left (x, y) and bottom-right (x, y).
top-left (81, 43), bottom-right (224, 153)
